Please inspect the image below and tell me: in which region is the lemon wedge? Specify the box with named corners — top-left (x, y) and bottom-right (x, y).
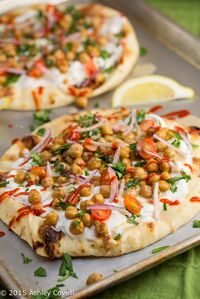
top-left (0, 97), bottom-right (11, 110)
top-left (112, 75), bottom-right (194, 107)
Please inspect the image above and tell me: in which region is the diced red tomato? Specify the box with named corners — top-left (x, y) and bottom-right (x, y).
top-left (85, 59), bottom-right (97, 77)
top-left (68, 131), bottom-right (80, 141)
top-left (100, 169), bottom-right (111, 185)
top-left (28, 60), bottom-right (45, 78)
top-left (83, 138), bottom-right (98, 152)
top-left (124, 194), bottom-right (142, 216)
top-left (140, 119), bottom-right (155, 132)
top-left (91, 209), bottom-right (111, 221)
top-left (137, 137), bottom-right (157, 159)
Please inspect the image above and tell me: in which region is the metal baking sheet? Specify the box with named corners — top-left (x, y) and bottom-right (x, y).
top-left (1, 0), bottom-right (200, 298)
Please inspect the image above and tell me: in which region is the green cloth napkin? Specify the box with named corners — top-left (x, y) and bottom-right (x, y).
top-left (1, 1), bottom-right (200, 299)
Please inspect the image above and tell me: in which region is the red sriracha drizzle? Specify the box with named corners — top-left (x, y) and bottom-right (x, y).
top-left (161, 110), bottom-right (190, 119)
top-left (160, 198), bottom-right (180, 205)
top-left (190, 197), bottom-right (200, 202)
top-left (148, 105), bottom-right (163, 114)
top-left (0, 188), bottom-right (20, 203)
top-left (0, 231), bottom-right (5, 237)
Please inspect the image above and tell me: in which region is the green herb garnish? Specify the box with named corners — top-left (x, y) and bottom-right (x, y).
top-left (129, 143), bottom-right (137, 153)
top-left (34, 267), bottom-right (47, 277)
top-left (114, 233), bottom-right (122, 240)
top-left (135, 160), bottom-right (146, 167)
top-left (191, 143), bottom-right (199, 149)
top-left (193, 220), bottom-right (200, 228)
top-left (163, 203), bottom-right (167, 211)
top-left (100, 50), bottom-right (111, 59)
top-left (58, 253), bottom-right (78, 282)
top-left (78, 113), bottom-right (97, 128)
top-left (30, 109), bottom-right (51, 131)
top-left (55, 143), bottom-right (71, 154)
top-left (171, 132), bottom-right (181, 148)
top-left (111, 161), bottom-right (126, 179)
top-left (127, 214), bottom-right (139, 225)
top-left (0, 181), bottom-right (9, 188)
top-left (152, 246), bottom-right (170, 254)
top-left (93, 101), bottom-right (100, 108)
top-left (140, 47), bottom-right (148, 56)
top-left (21, 253), bottom-right (33, 264)
top-left (3, 74), bottom-right (20, 87)
top-left (96, 149), bottom-right (113, 164)
top-left (32, 151), bottom-right (42, 166)
top-left (136, 109), bottom-right (146, 124)
top-left (36, 128), bottom-right (46, 137)
top-left (167, 170), bottom-right (191, 193)
top-left (126, 179), bottom-right (140, 189)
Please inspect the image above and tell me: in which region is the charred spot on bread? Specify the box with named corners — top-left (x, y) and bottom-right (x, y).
top-left (21, 135), bottom-right (39, 150)
top-left (42, 226), bottom-right (64, 258)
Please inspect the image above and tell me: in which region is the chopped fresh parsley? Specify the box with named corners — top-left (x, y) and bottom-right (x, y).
top-left (163, 203), bottom-right (167, 211)
top-left (55, 143), bottom-right (71, 154)
top-left (78, 113), bottom-right (97, 128)
top-left (171, 132), bottom-right (181, 148)
top-left (0, 181), bottom-right (9, 188)
top-left (63, 42), bottom-right (73, 52)
top-left (135, 160), bottom-right (146, 167)
top-left (93, 101), bottom-right (100, 108)
top-left (21, 253), bottom-right (33, 264)
top-left (192, 220), bottom-right (200, 228)
top-left (191, 143), bottom-right (199, 149)
top-left (100, 50), bottom-right (111, 59)
top-left (114, 233), bottom-right (122, 240)
top-left (136, 109), bottom-right (146, 124)
top-left (167, 170), bottom-right (191, 193)
top-left (127, 214), bottom-right (139, 225)
top-left (96, 149), bottom-right (113, 164)
top-left (58, 253), bottom-right (78, 282)
top-left (83, 38), bottom-right (97, 48)
top-left (32, 151), bottom-right (42, 166)
top-left (115, 32), bottom-right (123, 39)
top-left (3, 74), bottom-right (20, 87)
top-left (126, 179), bottom-right (140, 189)
top-left (152, 246), bottom-right (170, 254)
top-left (111, 161), bottom-right (126, 179)
top-left (103, 66), bottom-right (115, 73)
top-left (34, 266), bottom-right (47, 277)
top-left (36, 128), bottom-right (46, 137)
top-left (129, 143), bottom-right (137, 153)
top-left (54, 161), bottom-right (66, 173)
top-left (140, 47), bottom-right (148, 56)
top-left (58, 201), bottom-right (72, 211)
top-left (30, 109), bottom-right (51, 131)
top-left (85, 170), bottom-right (89, 176)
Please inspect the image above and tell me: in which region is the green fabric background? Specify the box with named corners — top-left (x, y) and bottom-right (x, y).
top-left (1, 1), bottom-right (200, 298)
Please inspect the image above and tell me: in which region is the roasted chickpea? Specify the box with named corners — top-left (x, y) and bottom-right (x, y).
top-left (94, 220), bottom-right (108, 237)
top-left (80, 185), bottom-right (92, 197)
top-left (66, 51), bottom-right (75, 61)
top-left (26, 173), bottom-right (39, 184)
top-left (100, 185), bottom-right (111, 198)
top-left (14, 170), bottom-right (26, 184)
top-left (147, 173), bottom-right (160, 185)
top-left (69, 218), bottom-right (84, 234)
top-left (56, 176), bottom-right (68, 185)
top-left (87, 158), bottom-right (101, 170)
top-left (98, 36), bottom-right (107, 45)
top-left (92, 193), bottom-right (104, 204)
top-left (101, 124), bottom-right (113, 136)
top-left (51, 198), bottom-right (61, 209)
top-left (82, 213), bottom-right (93, 227)
top-left (164, 148), bottom-right (175, 159)
top-left (124, 187), bottom-right (136, 198)
top-left (67, 143), bottom-right (83, 159)
top-left (65, 206), bottom-right (78, 219)
top-left (49, 143), bottom-right (61, 153)
top-left (53, 137), bottom-right (64, 145)
top-left (88, 46), bottom-right (100, 57)
top-left (52, 189), bottom-right (65, 199)
top-left (44, 211), bottom-right (59, 226)
top-left (156, 141), bottom-right (167, 152)
top-left (95, 73), bottom-right (105, 84)
top-left (139, 185), bottom-right (152, 198)
top-left (120, 146), bottom-right (130, 159)
top-left (75, 97), bottom-right (88, 108)
top-left (74, 157), bottom-right (85, 168)
top-left (91, 176), bottom-right (101, 186)
top-left (80, 199), bottom-right (94, 210)
top-left (28, 189), bottom-right (41, 204)
top-left (133, 167), bottom-right (148, 180)
top-left (157, 128), bottom-right (170, 140)
top-left (31, 166), bottom-right (46, 179)
top-left (159, 161), bottom-right (170, 172)
top-left (159, 180), bottom-right (170, 192)
top-left (122, 132), bottom-right (136, 144)
top-left (86, 272), bottom-right (102, 285)
top-left (64, 155), bottom-right (74, 165)
top-left (79, 52), bottom-right (90, 64)
top-left (146, 161), bottom-right (158, 172)
top-left (160, 171), bottom-right (170, 181)
top-left (122, 158), bottom-right (131, 168)
top-left (71, 163), bottom-right (83, 175)
top-left (41, 176), bottom-right (54, 187)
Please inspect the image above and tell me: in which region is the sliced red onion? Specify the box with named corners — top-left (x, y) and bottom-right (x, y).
top-left (91, 140), bottom-right (112, 148)
top-left (119, 179), bottom-right (125, 198)
top-left (153, 182), bottom-right (159, 221)
top-left (0, 67), bottom-right (25, 75)
top-left (112, 124), bottom-right (127, 133)
top-left (143, 149), bottom-right (166, 160)
top-left (153, 134), bottom-right (186, 156)
top-left (62, 32), bottom-right (82, 43)
top-left (113, 146), bottom-right (121, 164)
top-left (123, 110), bottom-right (136, 136)
top-left (87, 203), bottom-right (132, 217)
top-left (108, 167), bottom-right (119, 202)
top-left (82, 170), bottom-right (97, 185)
top-left (69, 174), bottom-right (85, 183)
top-left (46, 161), bottom-right (53, 177)
top-left (77, 119), bottom-right (105, 133)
